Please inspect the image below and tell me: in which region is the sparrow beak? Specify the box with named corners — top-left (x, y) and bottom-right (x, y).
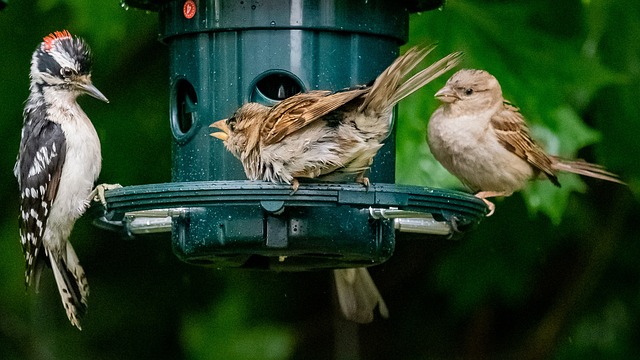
top-left (77, 79), bottom-right (109, 103)
top-left (434, 85), bottom-right (459, 103)
top-left (210, 119), bottom-right (230, 141)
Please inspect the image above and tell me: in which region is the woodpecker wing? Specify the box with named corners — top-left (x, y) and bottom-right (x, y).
top-left (15, 111), bottom-right (67, 288)
top-left (262, 89), bottom-right (369, 145)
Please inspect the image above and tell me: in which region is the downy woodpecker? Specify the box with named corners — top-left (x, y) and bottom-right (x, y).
top-left (14, 30), bottom-right (108, 329)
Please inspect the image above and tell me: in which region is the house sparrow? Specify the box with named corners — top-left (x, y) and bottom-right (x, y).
top-left (211, 45), bottom-right (462, 190)
top-left (211, 45), bottom-right (462, 323)
top-left (427, 69), bottom-right (624, 215)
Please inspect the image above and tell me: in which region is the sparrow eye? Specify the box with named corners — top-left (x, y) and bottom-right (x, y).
top-left (464, 88), bottom-right (474, 96)
top-left (227, 117), bottom-right (237, 132)
top-left (60, 67), bottom-right (74, 78)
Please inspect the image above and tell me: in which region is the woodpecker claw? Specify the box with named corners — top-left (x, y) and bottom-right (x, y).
top-left (89, 183), bottom-right (122, 208)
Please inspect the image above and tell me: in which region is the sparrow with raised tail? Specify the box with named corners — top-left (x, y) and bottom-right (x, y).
top-left (427, 69), bottom-right (624, 215)
top-left (211, 45), bottom-right (462, 190)
top-left (211, 45), bottom-right (462, 323)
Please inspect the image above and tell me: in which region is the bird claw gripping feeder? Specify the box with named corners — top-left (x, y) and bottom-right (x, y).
top-left (95, 0), bottom-right (488, 270)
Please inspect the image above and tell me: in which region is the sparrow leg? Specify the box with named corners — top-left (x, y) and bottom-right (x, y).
top-left (355, 172), bottom-right (371, 190)
top-left (289, 179), bottom-right (300, 195)
top-left (474, 191), bottom-right (511, 216)
top-left (479, 198), bottom-right (496, 216)
top-left (87, 183), bottom-right (122, 208)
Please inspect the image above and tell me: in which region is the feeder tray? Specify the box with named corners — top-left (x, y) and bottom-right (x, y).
top-left (94, 181), bottom-right (487, 271)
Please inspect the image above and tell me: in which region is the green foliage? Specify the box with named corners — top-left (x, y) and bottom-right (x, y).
top-left (434, 196), bottom-right (558, 316)
top-left (181, 273), bottom-right (295, 360)
top-left (555, 300), bottom-right (634, 359)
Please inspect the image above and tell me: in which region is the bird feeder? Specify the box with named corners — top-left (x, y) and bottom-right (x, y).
top-left (95, 0), bottom-right (488, 271)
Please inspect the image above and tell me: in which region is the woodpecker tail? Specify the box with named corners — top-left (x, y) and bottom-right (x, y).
top-left (359, 45), bottom-right (463, 113)
top-left (49, 242), bottom-right (89, 330)
top-left (333, 268), bottom-right (388, 323)
top-left (551, 157), bottom-right (625, 185)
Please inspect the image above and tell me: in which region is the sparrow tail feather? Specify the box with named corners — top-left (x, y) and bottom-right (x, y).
top-left (552, 157), bottom-right (625, 185)
top-left (334, 268), bottom-right (389, 324)
top-left (359, 44), bottom-right (438, 112)
top-left (387, 51), bottom-right (463, 107)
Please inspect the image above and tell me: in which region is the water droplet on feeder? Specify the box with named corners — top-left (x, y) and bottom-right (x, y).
top-left (270, 21), bottom-right (276, 26)
top-left (251, 4), bottom-right (256, 10)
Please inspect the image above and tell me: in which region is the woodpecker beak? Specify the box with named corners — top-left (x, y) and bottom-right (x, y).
top-left (434, 85), bottom-right (459, 103)
top-left (210, 119), bottom-right (230, 141)
top-left (77, 82), bottom-right (109, 103)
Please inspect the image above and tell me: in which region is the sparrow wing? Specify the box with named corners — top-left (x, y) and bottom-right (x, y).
top-left (263, 89), bottom-right (369, 145)
top-left (490, 102), bottom-right (560, 186)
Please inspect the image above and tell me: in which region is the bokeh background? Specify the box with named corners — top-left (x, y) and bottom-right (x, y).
top-left (1, 0), bottom-right (639, 359)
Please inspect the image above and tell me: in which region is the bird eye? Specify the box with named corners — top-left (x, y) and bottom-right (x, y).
top-left (60, 67), bottom-right (74, 78)
top-left (464, 88), bottom-right (474, 96)
top-left (227, 117), bottom-right (237, 132)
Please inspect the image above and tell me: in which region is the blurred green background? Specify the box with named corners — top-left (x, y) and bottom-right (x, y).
top-left (1, 0), bottom-right (639, 359)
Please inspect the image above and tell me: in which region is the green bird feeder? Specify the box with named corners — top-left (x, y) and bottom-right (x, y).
top-left (95, 0), bottom-right (487, 271)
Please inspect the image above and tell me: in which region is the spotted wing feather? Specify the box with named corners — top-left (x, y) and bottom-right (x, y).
top-left (15, 110), bottom-right (67, 288)
top-left (491, 102), bottom-right (560, 187)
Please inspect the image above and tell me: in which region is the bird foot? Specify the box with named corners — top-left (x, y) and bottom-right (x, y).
top-left (474, 191), bottom-right (510, 217)
top-left (289, 179), bottom-right (300, 195)
top-left (479, 198), bottom-right (495, 217)
top-left (88, 183), bottom-right (122, 208)
top-left (356, 175), bottom-right (371, 191)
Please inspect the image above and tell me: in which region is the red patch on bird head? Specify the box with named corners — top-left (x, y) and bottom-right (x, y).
top-left (43, 30), bottom-right (72, 51)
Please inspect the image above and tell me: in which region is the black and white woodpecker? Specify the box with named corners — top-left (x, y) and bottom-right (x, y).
top-left (14, 30), bottom-right (112, 329)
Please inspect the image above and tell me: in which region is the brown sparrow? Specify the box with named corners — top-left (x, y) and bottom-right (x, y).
top-left (427, 69), bottom-right (624, 215)
top-left (211, 45), bottom-right (462, 190)
top-left (211, 45), bottom-right (462, 323)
